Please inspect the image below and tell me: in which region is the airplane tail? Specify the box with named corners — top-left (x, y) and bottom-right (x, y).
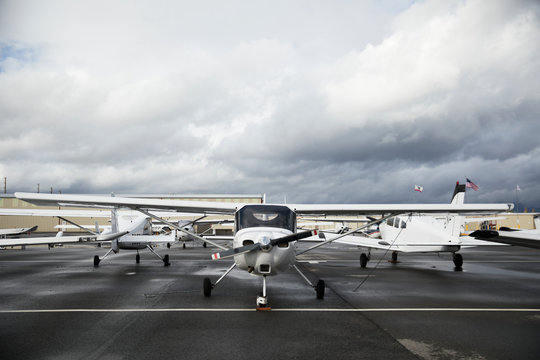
top-left (111, 208), bottom-right (119, 233)
top-left (110, 208), bottom-right (120, 253)
top-left (448, 182), bottom-right (466, 237)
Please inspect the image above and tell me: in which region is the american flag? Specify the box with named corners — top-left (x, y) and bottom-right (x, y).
top-left (466, 178), bottom-right (479, 191)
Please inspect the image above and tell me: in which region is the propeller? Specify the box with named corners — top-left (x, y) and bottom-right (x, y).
top-left (211, 229), bottom-right (318, 260)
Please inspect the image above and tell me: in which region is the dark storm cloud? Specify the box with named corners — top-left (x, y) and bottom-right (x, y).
top-left (0, 0), bottom-right (539, 210)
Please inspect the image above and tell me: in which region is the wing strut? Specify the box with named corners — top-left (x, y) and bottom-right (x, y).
top-left (57, 216), bottom-right (100, 235)
top-left (136, 209), bottom-right (228, 250)
top-left (296, 213), bottom-right (399, 255)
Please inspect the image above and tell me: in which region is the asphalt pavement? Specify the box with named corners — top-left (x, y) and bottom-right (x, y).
top-left (0, 242), bottom-right (539, 359)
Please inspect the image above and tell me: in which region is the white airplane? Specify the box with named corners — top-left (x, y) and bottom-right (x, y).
top-left (91, 208), bottom-right (175, 267)
top-left (332, 183), bottom-right (511, 270)
top-left (14, 191), bottom-right (512, 308)
top-left (0, 207), bottom-right (175, 266)
top-left (0, 207), bottom-right (225, 250)
top-left (0, 225), bottom-right (38, 238)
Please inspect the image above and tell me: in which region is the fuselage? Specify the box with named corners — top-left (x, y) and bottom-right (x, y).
top-left (379, 215), bottom-right (461, 253)
top-left (232, 204), bottom-right (297, 276)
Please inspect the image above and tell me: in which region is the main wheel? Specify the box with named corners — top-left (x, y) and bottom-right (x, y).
top-left (182, 243), bottom-right (186, 249)
top-left (391, 252), bottom-right (398, 263)
top-left (136, 253), bottom-right (140, 263)
top-left (163, 254), bottom-right (170, 266)
top-left (203, 242), bottom-right (207, 248)
top-left (453, 253), bottom-right (463, 270)
top-left (203, 278), bottom-right (212, 297)
top-left (93, 255), bottom-right (100, 267)
top-left (360, 253), bottom-right (368, 268)
top-left (316, 280), bottom-right (325, 299)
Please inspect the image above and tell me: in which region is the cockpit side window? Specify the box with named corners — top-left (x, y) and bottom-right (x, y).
top-left (400, 219), bottom-right (407, 229)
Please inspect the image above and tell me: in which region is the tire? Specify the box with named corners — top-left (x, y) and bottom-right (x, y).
top-left (316, 280), bottom-right (325, 299)
top-left (360, 253), bottom-right (368, 268)
top-left (203, 278), bottom-right (212, 297)
top-left (93, 255), bottom-right (100, 267)
top-left (391, 252), bottom-right (398, 263)
top-left (453, 253), bottom-right (463, 270)
top-left (136, 254), bottom-right (140, 263)
top-left (203, 242), bottom-right (207, 248)
top-left (163, 254), bottom-right (170, 266)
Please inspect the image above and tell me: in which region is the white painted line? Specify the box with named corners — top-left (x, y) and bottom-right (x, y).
top-left (0, 308), bottom-right (538, 314)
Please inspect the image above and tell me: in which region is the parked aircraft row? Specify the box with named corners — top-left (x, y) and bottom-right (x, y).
top-left (6, 186), bottom-right (516, 309)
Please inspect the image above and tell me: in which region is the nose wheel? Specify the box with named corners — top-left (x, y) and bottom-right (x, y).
top-left (256, 275), bottom-right (271, 310)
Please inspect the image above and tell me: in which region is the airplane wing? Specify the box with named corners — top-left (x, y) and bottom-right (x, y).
top-left (15, 193), bottom-right (513, 216)
top-left (0, 225), bottom-right (38, 236)
top-left (331, 234), bottom-right (506, 251)
top-left (290, 203), bottom-right (514, 215)
top-left (0, 231), bottom-right (128, 247)
top-left (468, 229), bottom-right (540, 249)
top-left (0, 208), bottom-right (112, 217)
top-left (14, 193), bottom-right (239, 215)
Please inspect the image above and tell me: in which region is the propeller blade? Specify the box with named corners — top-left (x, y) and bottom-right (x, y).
top-left (211, 242), bottom-right (261, 260)
top-left (270, 229), bottom-right (318, 246)
top-left (211, 230), bottom-right (318, 260)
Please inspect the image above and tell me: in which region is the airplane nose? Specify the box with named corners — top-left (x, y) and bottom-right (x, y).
top-left (260, 236), bottom-right (271, 246)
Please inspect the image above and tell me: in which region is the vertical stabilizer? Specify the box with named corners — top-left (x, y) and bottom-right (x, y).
top-left (448, 182), bottom-right (466, 236)
top-left (451, 182), bottom-right (466, 205)
top-left (110, 193), bottom-right (119, 234)
top-left (111, 208), bottom-right (119, 233)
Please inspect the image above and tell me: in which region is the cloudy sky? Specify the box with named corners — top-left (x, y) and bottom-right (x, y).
top-left (1, 0), bottom-right (539, 209)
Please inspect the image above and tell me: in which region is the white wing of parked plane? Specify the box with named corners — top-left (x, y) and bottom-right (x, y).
top-left (0, 231), bottom-right (128, 247)
top-left (0, 225), bottom-right (38, 236)
top-left (332, 233), bottom-right (506, 252)
top-left (14, 192), bottom-right (513, 216)
top-left (468, 229), bottom-right (540, 249)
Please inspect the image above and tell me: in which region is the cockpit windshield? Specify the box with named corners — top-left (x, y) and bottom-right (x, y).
top-left (235, 205), bottom-right (296, 232)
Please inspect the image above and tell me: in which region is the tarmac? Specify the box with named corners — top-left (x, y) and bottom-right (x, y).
top-left (0, 241), bottom-right (539, 359)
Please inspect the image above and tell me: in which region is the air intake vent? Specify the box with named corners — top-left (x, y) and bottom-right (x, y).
top-left (259, 264), bottom-right (271, 273)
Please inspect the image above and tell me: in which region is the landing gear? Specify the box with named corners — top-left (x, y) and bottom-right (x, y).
top-left (360, 253), bottom-right (369, 268)
top-left (145, 245), bottom-right (170, 266)
top-left (136, 252), bottom-right (140, 264)
top-left (93, 248), bottom-right (114, 267)
top-left (182, 243), bottom-right (186, 249)
top-left (202, 263), bottom-right (237, 298)
top-left (453, 253), bottom-right (463, 271)
top-left (293, 264), bottom-right (325, 300)
top-left (316, 280), bottom-right (325, 299)
top-left (257, 295), bottom-right (268, 308)
top-left (390, 251), bottom-right (399, 263)
top-left (203, 277), bottom-right (212, 297)
top-left (203, 242), bottom-right (207, 248)
top-left (257, 276), bottom-right (269, 308)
